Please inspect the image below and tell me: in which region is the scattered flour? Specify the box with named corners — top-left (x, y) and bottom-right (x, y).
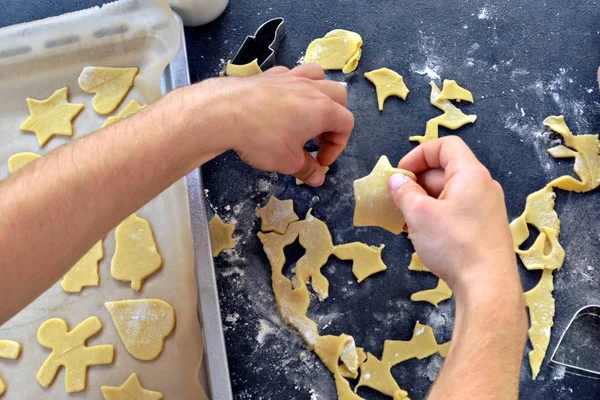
top-left (552, 365), bottom-right (566, 380)
top-left (256, 319), bottom-right (276, 344)
top-left (478, 5), bottom-right (493, 20)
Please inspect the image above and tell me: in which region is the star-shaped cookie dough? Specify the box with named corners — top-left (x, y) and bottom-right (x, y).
top-left (101, 373), bottom-right (163, 400)
top-left (256, 196), bottom-right (299, 234)
top-left (208, 215), bottom-right (236, 257)
top-left (20, 87), bottom-right (84, 147)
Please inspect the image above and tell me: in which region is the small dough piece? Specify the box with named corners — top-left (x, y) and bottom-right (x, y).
top-left (20, 87), bottom-right (84, 147)
top-left (61, 240), bottom-right (104, 293)
top-left (0, 340), bottom-right (21, 397)
top-left (78, 66), bottom-right (138, 115)
top-left (544, 115), bottom-right (600, 193)
top-left (438, 79), bottom-right (474, 102)
top-left (364, 68), bottom-right (410, 111)
top-left (37, 317), bottom-right (114, 392)
top-left (524, 269), bottom-right (555, 379)
top-left (208, 215), bottom-right (236, 257)
top-left (516, 226), bottom-right (564, 271)
top-left (102, 100), bottom-right (147, 128)
top-left (353, 156), bottom-right (416, 234)
top-left (333, 242), bottom-right (387, 282)
top-left (296, 166), bottom-right (330, 185)
top-left (225, 59), bottom-right (262, 77)
top-left (256, 196), bottom-right (299, 234)
top-left (304, 29), bottom-right (363, 73)
top-left (105, 299), bottom-right (175, 361)
top-left (407, 252), bottom-right (429, 272)
top-left (410, 279), bottom-right (453, 307)
top-left (111, 214), bottom-right (162, 291)
top-left (7, 152), bottom-right (41, 174)
top-left (409, 81), bottom-right (477, 144)
top-left (101, 373), bottom-right (163, 400)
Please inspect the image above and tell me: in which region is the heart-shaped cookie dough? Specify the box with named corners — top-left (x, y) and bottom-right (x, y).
top-left (105, 299), bottom-right (175, 361)
top-left (78, 66), bottom-right (138, 115)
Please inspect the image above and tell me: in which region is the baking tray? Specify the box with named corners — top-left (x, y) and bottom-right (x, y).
top-left (164, 24), bottom-right (234, 400)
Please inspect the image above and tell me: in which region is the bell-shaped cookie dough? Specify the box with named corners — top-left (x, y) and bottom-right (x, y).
top-left (61, 240), bottom-right (104, 293)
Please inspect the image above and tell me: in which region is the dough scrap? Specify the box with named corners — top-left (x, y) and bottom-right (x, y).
top-left (407, 252), bottom-right (429, 272)
top-left (524, 269), bottom-right (555, 379)
top-left (410, 279), bottom-right (452, 307)
top-left (61, 240), bottom-right (104, 293)
top-left (37, 317), bottom-right (114, 392)
top-left (356, 322), bottom-right (449, 399)
top-left (102, 100), bottom-right (147, 128)
top-left (105, 299), bottom-right (175, 361)
top-left (296, 166), bottom-right (330, 185)
top-left (7, 152), bottom-right (41, 174)
top-left (353, 156), bottom-right (416, 234)
top-left (20, 87), bottom-right (84, 147)
top-left (0, 341), bottom-right (20, 397)
top-left (208, 215), bottom-right (236, 257)
top-left (111, 214), bottom-right (162, 291)
top-left (101, 373), bottom-right (163, 400)
top-left (438, 79), bottom-right (474, 102)
top-left (225, 59), bottom-right (262, 77)
top-left (332, 242), bottom-right (387, 282)
top-left (364, 68), bottom-right (410, 111)
top-left (78, 67), bottom-right (138, 115)
top-left (544, 115), bottom-right (600, 193)
top-left (304, 29), bottom-right (363, 74)
top-left (256, 196), bottom-right (299, 234)
top-left (409, 81), bottom-right (477, 144)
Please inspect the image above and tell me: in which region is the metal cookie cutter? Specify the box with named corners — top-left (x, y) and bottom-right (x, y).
top-left (231, 17), bottom-right (285, 70)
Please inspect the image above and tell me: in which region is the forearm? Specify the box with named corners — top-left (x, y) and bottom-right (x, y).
top-left (0, 85), bottom-right (227, 323)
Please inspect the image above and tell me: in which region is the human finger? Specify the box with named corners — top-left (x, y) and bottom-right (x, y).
top-left (388, 173), bottom-right (437, 222)
top-left (313, 79), bottom-right (348, 106)
top-left (315, 104), bottom-right (354, 166)
top-left (287, 63), bottom-right (325, 80)
top-left (416, 168), bottom-right (445, 198)
top-left (263, 66), bottom-right (290, 75)
top-left (292, 150), bottom-right (326, 187)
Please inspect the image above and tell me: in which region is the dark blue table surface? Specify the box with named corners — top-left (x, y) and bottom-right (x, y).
top-left (2, 1), bottom-right (600, 399)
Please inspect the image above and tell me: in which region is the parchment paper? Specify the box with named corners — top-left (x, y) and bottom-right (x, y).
top-left (0, 1), bottom-right (207, 398)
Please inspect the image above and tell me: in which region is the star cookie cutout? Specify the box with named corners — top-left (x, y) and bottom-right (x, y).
top-left (101, 373), bottom-right (163, 400)
top-left (20, 87), bottom-right (84, 147)
top-left (208, 215), bottom-right (236, 257)
top-left (256, 196), bottom-right (299, 234)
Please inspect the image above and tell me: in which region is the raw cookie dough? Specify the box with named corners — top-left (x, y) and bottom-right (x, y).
top-left (208, 215), bottom-right (236, 257)
top-left (111, 214), bottom-right (162, 291)
top-left (296, 166), bottom-right (330, 185)
top-left (438, 79), bottom-right (474, 102)
top-left (304, 29), bottom-right (363, 74)
top-left (409, 81), bottom-right (477, 144)
top-left (7, 152), bottom-right (41, 174)
top-left (364, 68), bottom-right (410, 111)
top-left (0, 341), bottom-right (20, 397)
top-left (102, 100), bottom-right (147, 128)
top-left (105, 299), bottom-right (175, 361)
top-left (37, 317), bottom-right (114, 393)
top-left (225, 59), bottom-right (262, 77)
top-left (101, 373), bottom-right (163, 400)
top-left (355, 322), bottom-right (449, 399)
top-left (332, 243), bottom-right (387, 282)
top-left (256, 196), bottom-right (299, 234)
top-left (353, 156), bottom-right (416, 234)
top-left (61, 240), bottom-right (104, 293)
top-left (410, 279), bottom-right (452, 307)
top-left (544, 115), bottom-right (600, 193)
top-left (20, 87), bottom-right (84, 147)
top-left (78, 66), bottom-right (138, 115)
top-left (524, 269), bottom-right (555, 379)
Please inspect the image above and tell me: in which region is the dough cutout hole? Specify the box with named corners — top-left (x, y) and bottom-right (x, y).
top-left (519, 265), bottom-right (544, 293)
top-left (282, 238), bottom-right (306, 283)
top-left (517, 223), bottom-right (541, 251)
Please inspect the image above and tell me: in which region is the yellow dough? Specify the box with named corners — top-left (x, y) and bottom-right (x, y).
top-left (304, 29), bottom-right (363, 73)
top-left (111, 214), bottom-right (162, 291)
top-left (37, 317), bottom-right (114, 393)
top-left (409, 81), bottom-right (477, 144)
top-left (20, 87), bottom-right (84, 147)
top-left (78, 66), bottom-right (138, 115)
top-left (544, 115), bottom-right (600, 193)
top-left (256, 196), bottom-right (299, 234)
top-left (353, 156), bottom-right (416, 234)
top-left (364, 68), bottom-right (410, 111)
top-left (208, 215), bottom-right (236, 257)
top-left (296, 166), bottom-right (330, 185)
top-left (438, 79), bottom-right (474, 102)
top-left (0, 340), bottom-right (20, 397)
top-left (101, 373), bottom-right (163, 400)
top-left (524, 269), bottom-right (555, 379)
top-left (407, 252), bottom-right (429, 272)
top-left (356, 322), bottom-right (449, 399)
top-left (105, 299), bottom-right (175, 361)
top-left (7, 152), bottom-right (41, 174)
top-left (102, 100), bottom-right (147, 128)
top-left (61, 240), bottom-right (104, 293)
top-left (410, 279), bottom-right (453, 307)
top-left (225, 59), bottom-right (262, 77)
top-left (332, 242), bottom-right (387, 282)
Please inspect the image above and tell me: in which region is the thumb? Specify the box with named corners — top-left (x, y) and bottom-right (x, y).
top-left (293, 150), bottom-right (325, 187)
top-left (388, 173), bottom-right (433, 218)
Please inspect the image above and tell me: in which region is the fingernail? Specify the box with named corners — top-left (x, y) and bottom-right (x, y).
top-left (306, 171), bottom-right (325, 186)
top-left (389, 173), bottom-right (408, 191)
